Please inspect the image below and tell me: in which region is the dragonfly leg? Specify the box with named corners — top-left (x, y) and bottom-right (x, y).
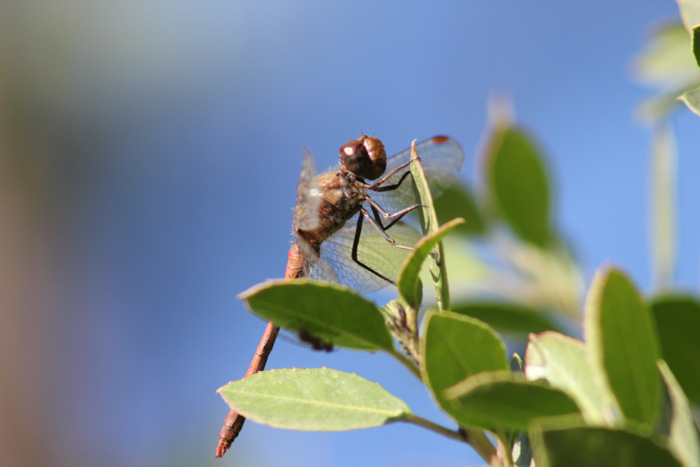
top-left (366, 196), bottom-right (424, 230)
top-left (370, 168), bottom-right (411, 192)
top-left (366, 158), bottom-right (418, 190)
top-left (351, 213), bottom-right (396, 286)
top-left (360, 207), bottom-right (414, 251)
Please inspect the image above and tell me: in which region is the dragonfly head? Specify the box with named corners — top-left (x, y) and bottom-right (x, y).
top-left (338, 135), bottom-right (387, 180)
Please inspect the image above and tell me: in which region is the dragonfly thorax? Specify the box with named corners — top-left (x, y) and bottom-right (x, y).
top-left (296, 171), bottom-right (365, 249)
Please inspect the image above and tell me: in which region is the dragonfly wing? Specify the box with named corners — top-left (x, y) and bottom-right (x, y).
top-left (369, 136), bottom-right (465, 214)
top-left (296, 236), bottom-right (340, 284)
top-left (293, 148), bottom-right (323, 232)
top-left (316, 214), bottom-right (421, 294)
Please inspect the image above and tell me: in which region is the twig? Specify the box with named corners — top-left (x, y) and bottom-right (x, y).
top-left (403, 414), bottom-right (498, 465)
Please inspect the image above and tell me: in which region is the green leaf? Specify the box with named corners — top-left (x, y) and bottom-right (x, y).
top-left (410, 139), bottom-right (439, 236)
top-left (485, 125), bottom-right (552, 247)
top-left (651, 295), bottom-right (700, 401)
top-left (658, 360), bottom-right (700, 467)
top-left (444, 371), bottom-right (580, 431)
top-left (679, 86), bottom-right (700, 117)
top-left (584, 268), bottom-right (662, 426)
top-left (694, 25), bottom-right (700, 68)
top-left (452, 301), bottom-right (564, 336)
top-left (239, 280), bottom-right (393, 352)
top-left (421, 311), bottom-right (508, 418)
top-left (650, 125), bottom-right (677, 291)
top-left (532, 424), bottom-right (682, 467)
top-left (525, 332), bottom-right (616, 425)
top-left (397, 218), bottom-right (464, 309)
top-left (217, 368), bottom-right (411, 431)
top-left (633, 22), bottom-right (700, 122)
top-left (433, 182), bottom-right (487, 236)
top-left (678, 0), bottom-right (700, 33)
top-left (634, 23), bottom-right (700, 85)
top-left (409, 141), bottom-right (453, 310)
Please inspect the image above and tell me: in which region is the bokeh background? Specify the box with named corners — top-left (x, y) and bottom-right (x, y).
top-left (1, 2), bottom-right (698, 467)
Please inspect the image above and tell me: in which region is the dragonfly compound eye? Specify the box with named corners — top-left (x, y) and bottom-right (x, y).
top-left (339, 135), bottom-right (387, 180)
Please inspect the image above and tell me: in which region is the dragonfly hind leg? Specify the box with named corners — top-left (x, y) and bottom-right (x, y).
top-left (360, 207), bottom-right (414, 251)
top-left (350, 213), bottom-right (396, 286)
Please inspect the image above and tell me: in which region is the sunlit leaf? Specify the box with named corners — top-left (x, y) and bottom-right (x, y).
top-left (678, 0), bottom-right (700, 33)
top-left (444, 371), bottom-right (580, 431)
top-left (634, 23), bottom-right (700, 85)
top-left (658, 360), bottom-right (700, 467)
top-left (584, 268), bottom-right (661, 426)
top-left (525, 332), bottom-right (616, 424)
top-left (421, 311), bottom-right (508, 421)
top-left (239, 280), bottom-right (393, 352)
top-left (633, 22), bottom-right (700, 122)
top-left (218, 368), bottom-right (410, 431)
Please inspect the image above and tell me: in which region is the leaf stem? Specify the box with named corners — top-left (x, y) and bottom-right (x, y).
top-left (403, 414), bottom-right (498, 464)
top-left (402, 414), bottom-right (465, 442)
top-left (461, 427), bottom-right (499, 466)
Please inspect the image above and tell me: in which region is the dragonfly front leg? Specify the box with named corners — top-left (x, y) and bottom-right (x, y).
top-left (366, 196), bottom-right (423, 231)
top-left (370, 168), bottom-right (412, 192)
top-left (366, 158), bottom-right (417, 190)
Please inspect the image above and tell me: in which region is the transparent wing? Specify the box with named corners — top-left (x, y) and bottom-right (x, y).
top-left (293, 148), bottom-right (322, 232)
top-left (296, 235), bottom-right (339, 284)
top-left (307, 214), bottom-right (421, 293)
top-left (368, 136), bottom-right (465, 215)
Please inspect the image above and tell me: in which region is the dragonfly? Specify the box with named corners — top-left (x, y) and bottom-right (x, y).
top-left (216, 135), bottom-right (464, 457)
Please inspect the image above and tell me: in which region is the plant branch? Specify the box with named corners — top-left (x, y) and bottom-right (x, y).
top-left (462, 427), bottom-right (500, 466)
top-left (403, 414), bottom-right (498, 464)
top-left (402, 414), bottom-right (467, 443)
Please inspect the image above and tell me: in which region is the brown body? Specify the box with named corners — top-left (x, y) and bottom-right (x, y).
top-left (285, 171), bottom-right (365, 280)
top-left (285, 136), bottom-right (383, 280)
top-left (218, 135), bottom-right (389, 457)
top-left (297, 171), bottom-right (365, 248)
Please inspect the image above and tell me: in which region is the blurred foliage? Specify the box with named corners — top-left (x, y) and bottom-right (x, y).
top-left (634, 20), bottom-right (700, 120)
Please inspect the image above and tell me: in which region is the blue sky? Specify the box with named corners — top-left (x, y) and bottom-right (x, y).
top-left (2, 2), bottom-right (698, 466)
